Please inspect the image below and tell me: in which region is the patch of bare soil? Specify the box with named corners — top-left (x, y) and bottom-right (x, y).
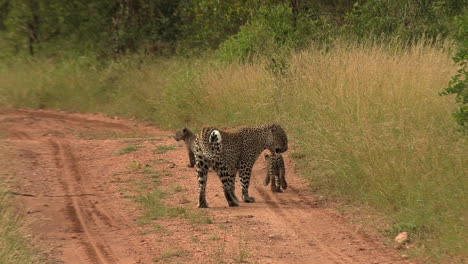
top-left (0, 109), bottom-right (416, 264)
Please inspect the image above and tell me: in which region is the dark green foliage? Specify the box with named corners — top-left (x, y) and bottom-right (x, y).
top-left (440, 10), bottom-right (467, 128)
top-left (216, 2), bottom-right (339, 78)
top-left (0, 0), bottom-right (114, 56)
top-left (0, 0), bottom-right (9, 30)
top-left (345, 0), bottom-right (466, 40)
top-left (0, 0), bottom-right (184, 57)
top-left (216, 3), bottom-right (296, 64)
top-left (112, 0), bottom-right (183, 55)
top-left (0, 0), bottom-right (465, 58)
top-left (177, 0), bottom-right (263, 53)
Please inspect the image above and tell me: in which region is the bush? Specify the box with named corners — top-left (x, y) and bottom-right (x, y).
top-left (345, 0), bottom-right (466, 41)
top-left (440, 11), bottom-right (467, 128)
top-left (216, 3), bottom-right (296, 64)
top-left (176, 0), bottom-right (264, 54)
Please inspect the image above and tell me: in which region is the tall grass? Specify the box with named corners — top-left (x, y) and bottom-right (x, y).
top-left (0, 188), bottom-right (41, 264)
top-left (0, 40), bottom-right (466, 262)
top-left (286, 42), bottom-right (467, 261)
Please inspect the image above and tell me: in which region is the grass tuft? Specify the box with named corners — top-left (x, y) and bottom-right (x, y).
top-left (135, 188), bottom-right (212, 225)
top-left (117, 145), bottom-right (141, 155)
top-left (289, 151), bottom-right (306, 160)
top-left (153, 249), bottom-right (190, 263)
top-left (153, 145), bottom-right (176, 154)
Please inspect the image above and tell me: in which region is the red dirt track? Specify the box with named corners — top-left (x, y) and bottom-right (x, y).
top-left (0, 109), bottom-right (414, 264)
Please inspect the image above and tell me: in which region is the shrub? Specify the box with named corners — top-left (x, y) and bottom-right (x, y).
top-left (440, 11), bottom-right (467, 128)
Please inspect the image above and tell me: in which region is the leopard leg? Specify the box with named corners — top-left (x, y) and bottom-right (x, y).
top-left (264, 171), bottom-right (270, 186)
top-left (274, 174), bottom-right (283, 193)
top-left (280, 167), bottom-right (287, 190)
top-left (217, 166), bottom-right (238, 207)
top-left (188, 148), bottom-right (195, 168)
top-left (239, 167), bottom-right (255, 203)
top-left (270, 174), bottom-right (276, 192)
top-left (228, 172), bottom-right (239, 205)
top-left (196, 157), bottom-right (209, 208)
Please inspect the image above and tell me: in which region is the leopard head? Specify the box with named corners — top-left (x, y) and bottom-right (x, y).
top-left (265, 124), bottom-right (288, 154)
top-left (175, 128), bottom-right (188, 141)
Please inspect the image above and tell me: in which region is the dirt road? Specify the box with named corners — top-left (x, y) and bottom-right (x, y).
top-left (0, 109), bottom-right (413, 264)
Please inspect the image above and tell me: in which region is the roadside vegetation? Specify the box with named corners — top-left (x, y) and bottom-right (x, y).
top-left (0, 1), bottom-right (466, 263)
top-left (0, 152), bottom-right (41, 264)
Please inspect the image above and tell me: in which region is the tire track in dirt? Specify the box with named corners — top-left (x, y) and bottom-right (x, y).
top-left (270, 190), bottom-right (357, 263)
top-left (17, 109), bottom-right (131, 130)
top-left (253, 182), bottom-right (405, 264)
top-left (288, 186), bottom-right (324, 208)
top-left (48, 139), bottom-right (119, 264)
top-left (6, 129), bottom-right (33, 140)
top-left (255, 186), bottom-right (352, 264)
top-left (2, 110), bottom-right (177, 263)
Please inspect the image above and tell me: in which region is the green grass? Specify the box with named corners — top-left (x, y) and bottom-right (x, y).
top-left (122, 138), bottom-right (163, 143)
top-left (289, 151), bottom-right (307, 160)
top-left (76, 131), bottom-right (154, 140)
top-left (0, 190), bottom-right (42, 264)
top-left (115, 160), bottom-right (212, 226)
top-left (128, 160), bottom-right (143, 171)
top-left (141, 223), bottom-right (171, 236)
top-left (153, 145), bottom-right (176, 154)
top-left (130, 166), bottom-right (212, 225)
top-left (153, 249), bottom-right (190, 263)
top-left (135, 190), bottom-right (212, 225)
top-left (209, 234), bottom-right (220, 240)
top-left (0, 39), bottom-right (466, 263)
top-left (171, 184), bottom-right (186, 193)
top-left (213, 244), bottom-right (226, 264)
top-left (235, 244), bottom-right (250, 263)
top-left (117, 145), bottom-right (141, 155)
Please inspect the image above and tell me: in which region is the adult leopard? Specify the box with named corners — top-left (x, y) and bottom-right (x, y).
top-left (193, 124), bottom-right (288, 208)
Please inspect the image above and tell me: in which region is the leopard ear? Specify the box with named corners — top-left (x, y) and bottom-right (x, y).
top-left (182, 128), bottom-right (187, 133)
top-left (209, 130), bottom-right (222, 143)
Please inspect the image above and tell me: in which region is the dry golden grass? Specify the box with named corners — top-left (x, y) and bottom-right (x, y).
top-left (281, 41), bottom-right (466, 262)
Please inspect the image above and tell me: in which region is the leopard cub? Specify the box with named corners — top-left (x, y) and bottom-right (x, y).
top-left (175, 128), bottom-right (196, 167)
top-left (264, 152), bottom-right (287, 192)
